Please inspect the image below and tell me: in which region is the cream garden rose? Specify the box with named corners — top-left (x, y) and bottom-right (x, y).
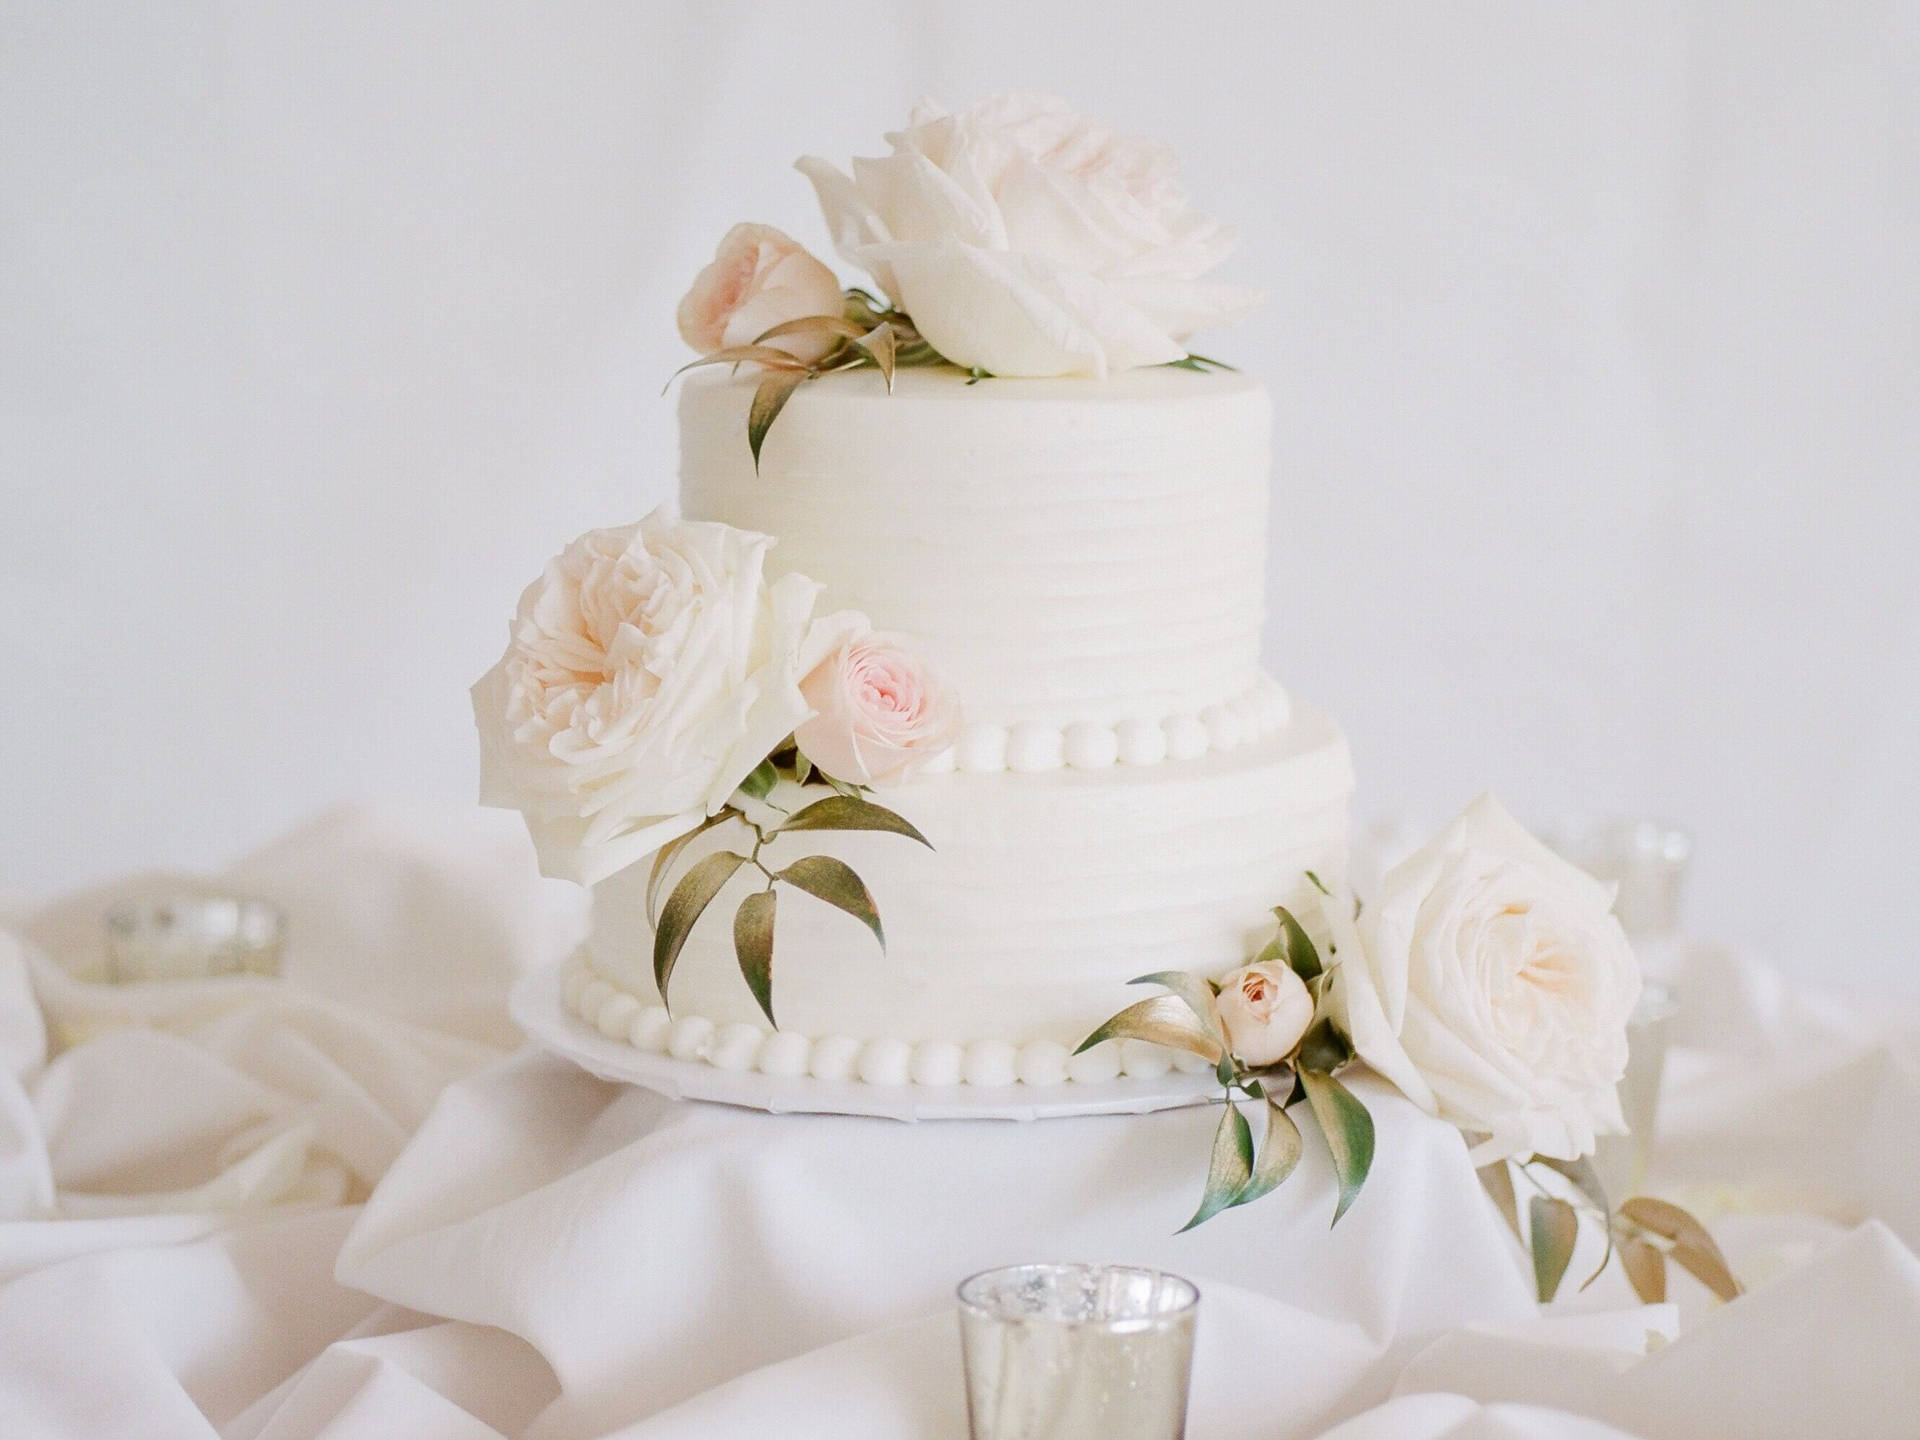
top-left (1215, 960), bottom-right (1315, 1067)
top-left (1325, 795), bottom-right (1642, 1165)
top-left (796, 93), bottom-right (1260, 378)
top-left (794, 630), bottom-right (960, 786)
top-left (676, 223), bottom-right (845, 364)
top-left (473, 507), bottom-right (857, 885)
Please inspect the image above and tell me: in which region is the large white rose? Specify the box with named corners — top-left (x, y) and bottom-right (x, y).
top-left (796, 93), bottom-right (1261, 379)
top-left (1324, 795), bottom-right (1642, 1165)
top-left (472, 507), bottom-right (856, 886)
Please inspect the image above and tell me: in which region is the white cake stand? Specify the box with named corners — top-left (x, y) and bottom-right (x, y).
top-left (509, 964), bottom-right (1216, 1123)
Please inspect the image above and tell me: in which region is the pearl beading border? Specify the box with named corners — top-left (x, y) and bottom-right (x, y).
top-left (559, 953), bottom-right (1211, 1088)
top-left (919, 676), bottom-right (1290, 776)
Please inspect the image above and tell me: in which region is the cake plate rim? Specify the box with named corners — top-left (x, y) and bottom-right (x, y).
top-left (509, 963), bottom-right (1217, 1123)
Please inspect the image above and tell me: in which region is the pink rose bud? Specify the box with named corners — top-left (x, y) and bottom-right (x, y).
top-left (1215, 961), bottom-right (1314, 1066)
top-left (795, 633), bottom-right (961, 787)
top-left (676, 223), bottom-right (844, 363)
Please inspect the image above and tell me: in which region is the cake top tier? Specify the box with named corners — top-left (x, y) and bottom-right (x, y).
top-left (679, 364), bottom-right (1275, 745)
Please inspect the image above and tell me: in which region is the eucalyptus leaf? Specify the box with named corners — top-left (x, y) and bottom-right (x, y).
top-left (748, 369), bottom-right (808, 472)
top-left (1271, 906), bottom-right (1322, 981)
top-left (792, 750), bottom-right (814, 788)
top-left (1131, 971), bottom-right (1224, 1043)
top-left (775, 794), bottom-right (931, 848)
top-left (732, 888), bottom-right (778, 1027)
top-left (855, 321), bottom-right (897, 390)
top-left (1530, 1195), bottom-right (1580, 1303)
top-left (1620, 1235), bottom-right (1667, 1304)
top-left (1235, 1097), bottom-right (1303, 1207)
top-left (737, 759), bottom-right (778, 802)
top-left (775, 854), bottom-right (884, 950)
top-left (653, 850), bottom-right (750, 1005)
top-left (1178, 1100), bottom-right (1254, 1233)
top-left (645, 812), bottom-right (736, 927)
top-left (1074, 995), bottom-right (1222, 1063)
top-left (1301, 1070), bottom-right (1375, 1225)
top-left (1478, 1161), bottom-right (1522, 1242)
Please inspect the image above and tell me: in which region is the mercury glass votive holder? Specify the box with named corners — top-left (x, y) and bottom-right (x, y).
top-left (957, 1263), bottom-right (1199, 1440)
top-left (103, 896), bottom-right (286, 983)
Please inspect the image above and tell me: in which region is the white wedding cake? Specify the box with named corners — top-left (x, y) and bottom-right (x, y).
top-left (577, 367), bottom-right (1354, 1083)
top-left (481, 94), bottom-right (1353, 1088)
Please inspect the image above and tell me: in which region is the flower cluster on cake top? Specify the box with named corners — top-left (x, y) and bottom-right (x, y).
top-left (672, 93), bottom-right (1261, 464)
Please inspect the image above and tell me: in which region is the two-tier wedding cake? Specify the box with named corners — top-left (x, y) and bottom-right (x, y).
top-left (477, 91), bottom-right (1653, 1255)
top-left (479, 94), bottom-right (1350, 1089)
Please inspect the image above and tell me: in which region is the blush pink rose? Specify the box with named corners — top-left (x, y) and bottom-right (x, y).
top-left (676, 223), bottom-right (845, 363)
top-left (795, 632), bottom-right (961, 786)
top-left (1214, 961), bottom-right (1314, 1066)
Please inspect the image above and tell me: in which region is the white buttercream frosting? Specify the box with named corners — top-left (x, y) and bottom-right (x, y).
top-left (680, 366), bottom-right (1272, 737)
top-left (578, 709), bottom-right (1353, 1080)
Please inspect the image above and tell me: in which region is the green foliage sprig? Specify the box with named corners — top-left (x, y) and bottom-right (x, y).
top-left (666, 289), bottom-right (951, 471)
top-left (1478, 1157), bottom-right (1741, 1306)
top-left (647, 743), bottom-right (931, 1028)
top-left (1075, 903), bottom-right (1377, 1232)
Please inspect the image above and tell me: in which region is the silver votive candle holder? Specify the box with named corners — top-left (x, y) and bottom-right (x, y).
top-left (958, 1263), bottom-right (1199, 1440)
top-left (103, 896), bottom-right (286, 983)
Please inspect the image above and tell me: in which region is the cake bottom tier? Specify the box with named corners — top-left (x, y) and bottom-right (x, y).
top-left (575, 705), bottom-right (1353, 1086)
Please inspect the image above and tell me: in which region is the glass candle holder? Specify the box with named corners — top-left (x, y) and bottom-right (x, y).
top-left (103, 896), bottom-right (285, 983)
top-left (957, 1263), bottom-right (1199, 1440)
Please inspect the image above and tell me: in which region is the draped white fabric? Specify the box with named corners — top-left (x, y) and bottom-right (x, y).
top-left (2, 809), bottom-right (1916, 1437)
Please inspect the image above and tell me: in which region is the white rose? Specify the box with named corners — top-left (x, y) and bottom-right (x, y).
top-left (1325, 795), bottom-right (1642, 1165)
top-left (796, 93), bottom-right (1261, 379)
top-left (676, 223), bottom-right (845, 364)
top-left (472, 506), bottom-right (858, 886)
top-left (1215, 960), bottom-right (1315, 1066)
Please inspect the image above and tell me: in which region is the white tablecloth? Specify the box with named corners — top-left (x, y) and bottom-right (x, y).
top-left (1, 806), bottom-right (1916, 1438)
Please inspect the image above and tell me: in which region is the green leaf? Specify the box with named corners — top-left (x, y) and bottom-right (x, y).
top-left (775, 854), bottom-right (884, 950)
top-left (1301, 1070), bottom-right (1375, 1225)
top-left (1530, 1195), bottom-right (1580, 1302)
top-left (737, 759), bottom-right (778, 802)
top-left (1478, 1161), bottom-right (1523, 1242)
top-left (1185, 350), bottom-right (1238, 372)
top-left (854, 321), bottom-right (897, 390)
top-left (965, 365), bottom-right (991, 385)
top-left (653, 850), bottom-right (750, 1005)
top-left (1074, 994), bottom-right (1222, 1063)
top-left (774, 793), bottom-right (931, 848)
top-left (1670, 1239), bottom-right (1742, 1303)
top-left (1271, 906), bottom-right (1322, 981)
top-left (1620, 1234), bottom-right (1667, 1304)
top-left (1130, 971), bottom-right (1223, 1043)
top-left (1622, 1198), bottom-right (1741, 1302)
top-left (1533, 1154), bottom-right (1609, 1217)
top-left (1532, 1154), bottom-right (1613, 1291)
top-left (1235, 1096), bottom-right (1303, 1207)
top-left (1304, 869), bottom-right (1331, 897)
top-left (732, 887), bottom-right (778, 1027)
top-left (664, 344), bottom-right (809, 391)
top-left (1178, 1099), bottom-right (1254, 1232)
top-left (791, 750), bottom-right (814, 787)
top-left (645, 812), bottom-right (738, 927)
top-left (748, 368), bottom-right (808, 472)
top-left (1294, 1017), bottom-right (1354, 1075)
top-left (752, 314), bottom-right (867, 346)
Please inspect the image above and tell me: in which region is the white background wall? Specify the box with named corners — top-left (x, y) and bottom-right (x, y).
top-left (4, 2), bottom-right (1916, 992)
